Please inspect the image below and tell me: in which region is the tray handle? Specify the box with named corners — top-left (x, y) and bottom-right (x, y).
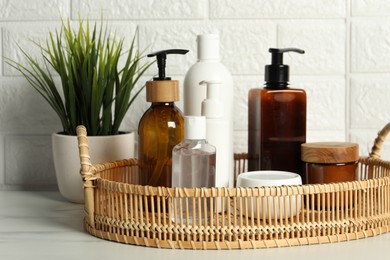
top-left (369, 122), bottom-right (390, 159)
top-left (76, 125), bottom-right (95, 227)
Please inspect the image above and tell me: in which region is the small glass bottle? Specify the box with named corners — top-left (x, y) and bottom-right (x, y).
top-left (172, 116), bottom-right (216, 224)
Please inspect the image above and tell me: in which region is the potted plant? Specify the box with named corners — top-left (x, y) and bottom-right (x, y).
top-left (6, 19), bottom-right (152, 203)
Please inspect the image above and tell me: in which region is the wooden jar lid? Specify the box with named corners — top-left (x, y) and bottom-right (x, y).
top-left (146, 80), bottom-right (179, 102)
top-left (301, 142), bottom-right (359, 164)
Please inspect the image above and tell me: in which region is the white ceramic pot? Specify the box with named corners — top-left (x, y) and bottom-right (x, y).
top-left (52, 132), bottom-right (135, 203)
top-left (237, 171), bottom-right (302, 219)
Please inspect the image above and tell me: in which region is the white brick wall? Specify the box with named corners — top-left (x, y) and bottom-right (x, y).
top-left (1, 0), bottom-right (390, 190)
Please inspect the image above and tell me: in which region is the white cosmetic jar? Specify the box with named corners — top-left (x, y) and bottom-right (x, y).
top-left (236, 171), bottom-right (302, 219)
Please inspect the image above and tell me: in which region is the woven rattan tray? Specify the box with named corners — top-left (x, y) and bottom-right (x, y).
top-left (76, 123), bottom-right (390, 249)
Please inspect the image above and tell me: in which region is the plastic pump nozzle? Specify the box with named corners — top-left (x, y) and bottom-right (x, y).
top-left (265, 48), bottom-right (305, 85)
top-left (200, 80), bottom-right (223, 118)
top-left (147, 49), bottom-right (189, 80)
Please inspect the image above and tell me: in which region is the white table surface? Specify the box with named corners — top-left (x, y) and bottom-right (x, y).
top-left (1, 191), bottom-right (389, 260)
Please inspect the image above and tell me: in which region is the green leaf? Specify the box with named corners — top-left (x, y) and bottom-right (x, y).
top-left (5, 17), bottom-right (153, 135)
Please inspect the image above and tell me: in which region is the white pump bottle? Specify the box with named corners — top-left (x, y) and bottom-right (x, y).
top-left (201, 80), bottom-right (231, 188)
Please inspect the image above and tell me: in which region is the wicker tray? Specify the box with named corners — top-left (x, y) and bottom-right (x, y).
top-left (76, 123), bottom-right (390, 249)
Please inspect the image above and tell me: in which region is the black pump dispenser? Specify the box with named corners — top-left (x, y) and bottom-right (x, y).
top-left (265, 48), bottom-right (304, 85)
top-left (147, 49), bottom-right (189, 80)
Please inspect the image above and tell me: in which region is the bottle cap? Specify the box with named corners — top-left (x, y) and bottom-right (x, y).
top-left (200, 80), bottom-right (223, 118)
top-left (301, 142), bottom-right (359, 164)
top-left (197, 34), bottom-right (220, 61)
top-left (265, 48), bottom-right (304, 84)
top-left (184, 116), bottom-right (206, 140)
top-left (146, 80), bottom-right (179, 102)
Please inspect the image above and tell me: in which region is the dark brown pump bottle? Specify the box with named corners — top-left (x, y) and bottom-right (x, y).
top-left (248, 48), bottom-right (306, 182)
top-left (138, 49), bottom-right (188, 187)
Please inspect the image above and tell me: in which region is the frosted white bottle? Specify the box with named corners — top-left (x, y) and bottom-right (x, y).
top-left (184, 34), bottom-right (234, 187)
top-left (172, 116), bottom-right (216, 224)
top-left (200, 80), bottom-right (230, 188)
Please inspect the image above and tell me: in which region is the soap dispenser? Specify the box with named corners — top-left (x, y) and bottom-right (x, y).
top-left (138, 49), bottom-right (188, 187)
top-left (248, 48), bottom-right (306, 182)
top-left (200, 80), bottom-right (231, 188)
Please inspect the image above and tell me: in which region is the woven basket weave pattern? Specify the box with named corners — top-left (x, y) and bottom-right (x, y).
top-left (76, 123), bottom-right (390, 249)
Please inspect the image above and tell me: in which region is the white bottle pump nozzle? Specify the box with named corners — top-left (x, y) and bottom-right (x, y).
top-left (200, 80), bottom-right (224, 118)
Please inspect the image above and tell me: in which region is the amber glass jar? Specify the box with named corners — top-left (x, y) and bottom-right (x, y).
top-left (301, 142), bottom-right (359, 184)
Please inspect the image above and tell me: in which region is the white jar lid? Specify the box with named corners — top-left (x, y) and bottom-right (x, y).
top-left (237, 171), bottom-right (302, 187)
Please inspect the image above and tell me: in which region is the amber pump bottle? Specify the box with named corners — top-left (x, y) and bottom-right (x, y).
top-left (248, 48), bottom-right (306, 182)
top-left (138, 49), bottom-right (188, 187)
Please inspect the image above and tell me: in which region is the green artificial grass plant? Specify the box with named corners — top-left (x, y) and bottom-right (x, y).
top-left (6, 19), bottom-right (152, 136)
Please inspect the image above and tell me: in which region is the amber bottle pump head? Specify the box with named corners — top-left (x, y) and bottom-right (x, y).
top-left (146, 49), bottom-right (189, 102)
top-left (265, 48), bottom-right (305, 86)
top-left (148, 49), bottom-right (189, 80)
